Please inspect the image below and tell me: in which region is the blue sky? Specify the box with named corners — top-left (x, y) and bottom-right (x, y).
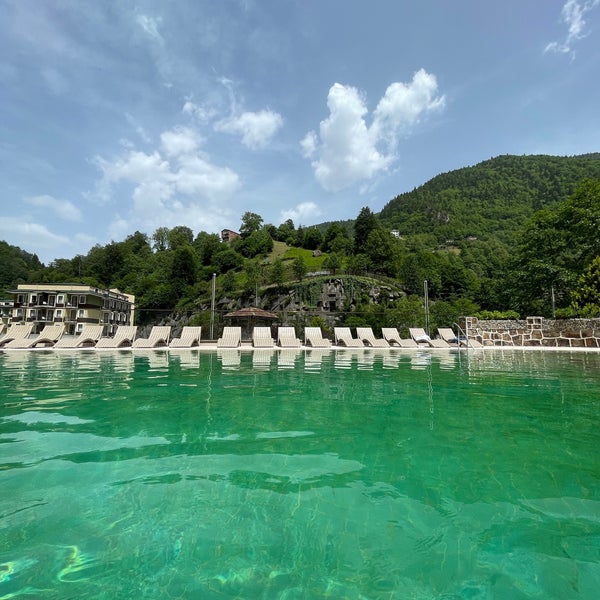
top-left (1, 0), bottom-right (599, 264)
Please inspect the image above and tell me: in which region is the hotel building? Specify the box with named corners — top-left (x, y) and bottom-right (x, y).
top-left (9, 284), bottom-right (135, 336)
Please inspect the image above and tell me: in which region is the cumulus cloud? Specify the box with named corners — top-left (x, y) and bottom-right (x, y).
top-left (302, 70), bottom-right (445, 192)
top-left (545, 0), bottom-right (600, 55)
top-left (279, 201), bottom-right (322, 225)
top-left (160, 127), bottom-right (200, 157)
top-left (94, 125), bottom-right (241, 238)
top-left (26, 194), bottom-right (82, 221)
top-left (215, 109), bottom-right (283, 149)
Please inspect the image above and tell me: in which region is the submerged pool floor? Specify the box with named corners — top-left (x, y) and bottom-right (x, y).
top-left (1, 349), bottom-right (599, 598)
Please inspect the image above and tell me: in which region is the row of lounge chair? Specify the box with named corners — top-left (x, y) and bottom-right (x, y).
top-left (0, 324), bottom-right (203, 350)
top-left (214, 326), bottom-right (482, 348)
top-left (0, 322), bottom-right (483, 350)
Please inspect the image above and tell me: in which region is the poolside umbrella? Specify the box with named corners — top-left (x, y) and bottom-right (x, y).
top-left (223, 307), bottom-right (278, 339)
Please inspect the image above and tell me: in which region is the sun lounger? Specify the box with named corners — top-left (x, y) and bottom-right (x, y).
top-left (277, 326), bottom-right (302, 348)
top-left (334, 327), bottom-right (364, 347)
top-left (438, 328), bottom-right (460, 346)
top-left (217, 326), bottom-right (242, 348)
top-left (54, 325), bottom-right (104, 348)
top-left (304, 327), bottom-right (331, 347)
top-left (5, 324), bottom-right (64, 349)
top-left (409, 328), bottom-right (450, 348)
top-left (0, 323), bottom-right (34, 348)
top-left (463, 336), bottom-right (484, 348)
top-left (356, 327), bottom-right (389, 347)
top-left (133, 326), bottom-right (171, 348)
top-left (96, 325), bottom-right (137, 348)
top-left (169, 326), bottom-right (201, 348)
top-left (383, 328), bottom-right (419, 348)
top-left (252, 326), bottom-right (275, 348)
top-left (382, 328), bottom-right (402, 346)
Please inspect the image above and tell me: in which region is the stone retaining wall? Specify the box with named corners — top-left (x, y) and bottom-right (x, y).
top-left (459, 317), bottom-right (600, 348)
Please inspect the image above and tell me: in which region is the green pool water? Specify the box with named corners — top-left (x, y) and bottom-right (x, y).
top-left (0, 348), bottom-right (599, 599)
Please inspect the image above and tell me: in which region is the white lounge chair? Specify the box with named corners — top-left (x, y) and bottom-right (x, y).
top-left (356, 327), bottom-right (389, 347)
top-left (304, 327), bottom-right (331, 347)
top-left (133, 326), bottom-right (171, 348)
top-left (277, 326), bottom-right (302, 348)
top-left (5, 324), bottom-right (64, 349)
top-left (409, 328), bottom-right (450, 348)
top-left (96, 325), bottom-right (137, 348)
top-left (334, 327), bottom-right (364, 347)
top-left (55, 325), bottom-right (104, 349)
top-left (0, 323), bottom-right (34, 348)
top-left (438, 328), bottom-right (460, 346)
top-left (217, 326), bottom-right (242, 348)
top-left (169, 326), bottom-right (201, 348)
top-left (383, 328), bottom-right (419, 348)
top-left (252, 326), bottom-right (275, 348)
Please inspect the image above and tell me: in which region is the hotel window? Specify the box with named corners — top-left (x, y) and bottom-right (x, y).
top-left (17, 294), bottom-right (25, 304)
top-left (16, 308), bottom-right (23, 317)
top-left (76, 323), bottom-right (84, 333)
top-left (47, 310), bottom-right (54, 320)
top-left (79, 295), bottom-right (86, 305)
top-left (30, 295), bottom-right (37, 304)
top-left (77, 309), bottom-right (84, 319)
top-left (56, 309), bottom-right (62, 318)
top-left (29, 309), bottom-right (36, 318)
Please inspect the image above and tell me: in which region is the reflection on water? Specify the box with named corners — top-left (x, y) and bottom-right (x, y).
top-left (0, 349), bottom-right (599, 598)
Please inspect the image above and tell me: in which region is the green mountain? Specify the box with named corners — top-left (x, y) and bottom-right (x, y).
top-left (377, 153), bottom-right (600, 245)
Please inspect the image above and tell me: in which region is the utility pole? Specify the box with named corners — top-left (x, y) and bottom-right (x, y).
top-left (424, 279), bottom-right (430, 336)
top-left (210, 273), bottom-right (216, 340)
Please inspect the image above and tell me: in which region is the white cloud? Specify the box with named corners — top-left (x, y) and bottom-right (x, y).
top-left (26, 194), bottom-right (83, 222)
top-left (0, 217), bottom-right (70, 260)
top-left (372, 69), bottom-right (446, 144)
top-left (135, 14), bottom-right (163, 44)
top-left (95, 125), bottom-right (241, 239)
top-left (160, 127), bottom-right (200, 157)
top-left (279, 201), bottom-right (322, 225)
top-left (302, 70), bottom-right (444, 192)
top-left (215, 109), bottom-right (283, 149)
top-left (182, 100), bottom-right (217, 123)
top-left (545, 0), bottom-right (600, 55)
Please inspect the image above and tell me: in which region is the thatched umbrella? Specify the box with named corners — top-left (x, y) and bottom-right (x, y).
top-left (223, 307), bottom-right (278, 339)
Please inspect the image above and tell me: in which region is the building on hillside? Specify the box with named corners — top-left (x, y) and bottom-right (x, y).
top-left (221, 229), bottom-right (240, 243)
top-left (8, 284), bottom-right (135, 336)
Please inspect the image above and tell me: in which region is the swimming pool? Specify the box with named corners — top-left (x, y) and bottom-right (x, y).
top-left (1, 349), bottom-right (599, 598)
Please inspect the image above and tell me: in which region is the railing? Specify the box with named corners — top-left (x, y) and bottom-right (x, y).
top-left (453, 322), bottom-right (482, 351)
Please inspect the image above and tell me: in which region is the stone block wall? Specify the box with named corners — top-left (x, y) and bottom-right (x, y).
top-left (459, 317), bottom-right (600, 348)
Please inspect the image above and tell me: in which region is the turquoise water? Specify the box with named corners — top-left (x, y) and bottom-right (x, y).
top-left (0, 348), bottom-right (599, 599)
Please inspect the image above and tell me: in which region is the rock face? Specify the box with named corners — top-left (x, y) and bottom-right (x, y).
top-left (461, 316), bottom-right (600, 348)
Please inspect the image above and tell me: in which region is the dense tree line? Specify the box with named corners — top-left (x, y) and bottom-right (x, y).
top-left (1, 155), bottom-right (600, 324)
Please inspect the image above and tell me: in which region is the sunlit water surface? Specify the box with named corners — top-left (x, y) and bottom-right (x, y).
top-left (0, 348), bottom-right (599, 599)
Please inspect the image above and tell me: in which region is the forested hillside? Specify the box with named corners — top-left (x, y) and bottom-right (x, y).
top-left (2, 154), bottom-right (600, 327)
top-left (378, 153), bottom-right (600, 244)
